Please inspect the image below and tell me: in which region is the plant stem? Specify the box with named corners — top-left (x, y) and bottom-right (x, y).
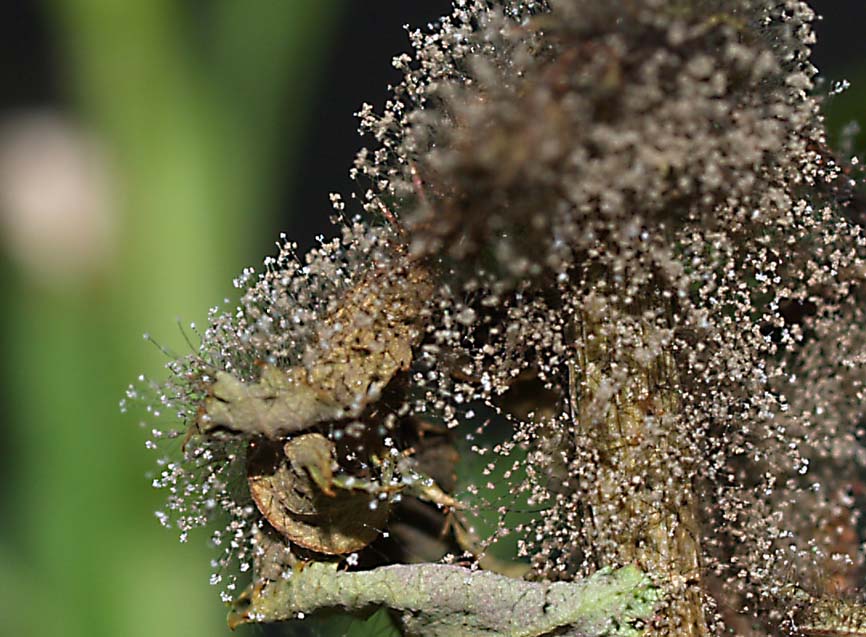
top-left (573, 312), bottom-right (710, 636)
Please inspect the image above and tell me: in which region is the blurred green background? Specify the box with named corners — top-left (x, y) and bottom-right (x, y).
top-left (0, 2), bottom-right (863, 637)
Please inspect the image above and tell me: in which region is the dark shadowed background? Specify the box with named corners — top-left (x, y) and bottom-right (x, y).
top-left (0, 2), bottom-right (862, 637)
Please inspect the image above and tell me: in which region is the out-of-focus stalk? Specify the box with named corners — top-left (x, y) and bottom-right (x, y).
top-left (0, 2), bottom-right (339, 636)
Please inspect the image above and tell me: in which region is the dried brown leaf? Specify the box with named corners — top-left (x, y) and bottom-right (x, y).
top-left (247, 433), bottom-right (389, 555)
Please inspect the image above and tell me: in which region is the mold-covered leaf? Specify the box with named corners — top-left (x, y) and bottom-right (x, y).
top-left (307, 260), bottom-right (434, 406)
top-left (194, 261), bottom-right (433, 439)
top-left (229, 562), bottom-right (659, 637)
top-left (199, 365), bottom-right (344, 438)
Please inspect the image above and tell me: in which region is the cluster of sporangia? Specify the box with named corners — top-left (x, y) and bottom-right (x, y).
top-left (131, 0), bottom-right (866, 635)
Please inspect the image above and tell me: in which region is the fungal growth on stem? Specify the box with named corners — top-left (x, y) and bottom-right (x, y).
top-left (128, 1), bottom-right (866, 635)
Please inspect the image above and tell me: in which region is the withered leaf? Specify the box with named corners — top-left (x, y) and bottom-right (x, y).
top-left (306, 260), bottom-right (433, 406)
top-left (247, 433), bottom-right (389, 555)
top-left (283, 432), bottom-right (335, 496)
top-left (200, 365), bottom-right (344, 438)
top-left (196, 260), bottom-right (433, 439)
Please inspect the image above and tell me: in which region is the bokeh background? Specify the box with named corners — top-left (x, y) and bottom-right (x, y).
top-left (0, 2), bottom-right (863, 637)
